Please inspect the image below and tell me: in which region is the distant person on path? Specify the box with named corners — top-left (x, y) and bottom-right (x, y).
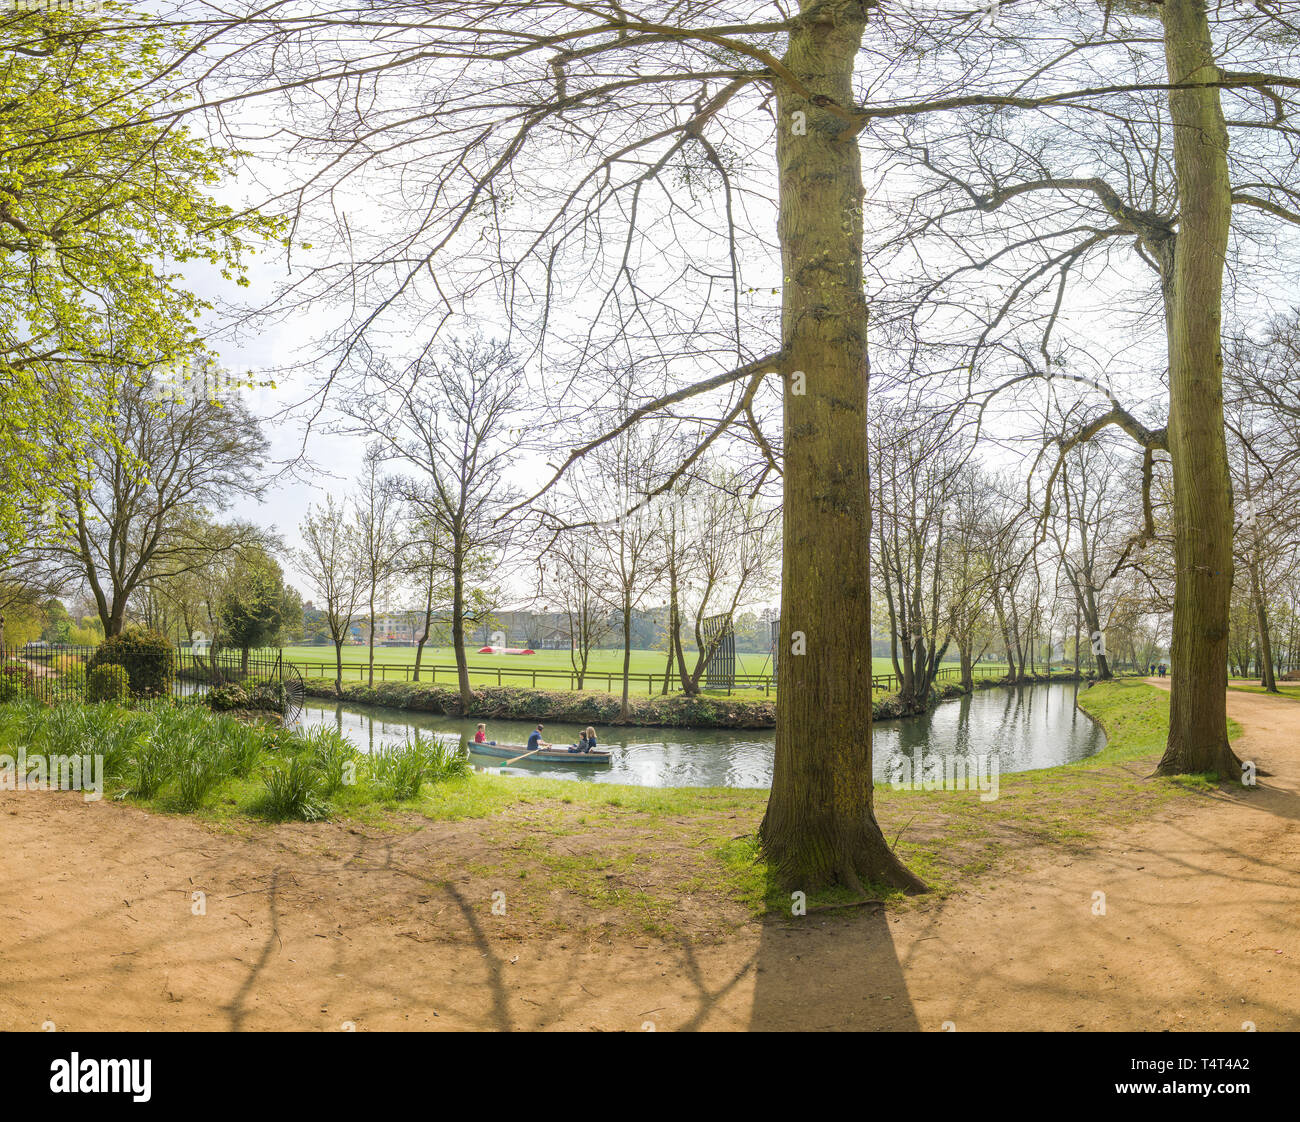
top-left (1158, 663), bottom-right (1167, 677)
top-left (526, 724), bottom-right (551, 754)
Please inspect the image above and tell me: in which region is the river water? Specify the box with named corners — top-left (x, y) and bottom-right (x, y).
top-left (287, 681), bottom-right (1103, 789)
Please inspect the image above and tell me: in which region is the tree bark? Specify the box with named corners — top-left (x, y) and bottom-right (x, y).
top-left (759, 0), bottom-right (924, 894)
top-left (367, 586), bottom-right (376, 687)
top-left (1155, 0), bottom-right (1242, 780)
top-left (1249, 560), bottom-right (1277, 692)
top-left (451, 547), bottom-right (472, 709)
top-left (413, 577), bottom-right (433, 683)
top-left (619, 591), bottom-right (632, 720)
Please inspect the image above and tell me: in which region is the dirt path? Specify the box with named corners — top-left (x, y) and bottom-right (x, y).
top-left (2, 680), bottom-right (1298, 1031)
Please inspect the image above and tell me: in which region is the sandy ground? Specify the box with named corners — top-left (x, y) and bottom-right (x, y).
top-left (1, 679), bottom-right (1297, 1032)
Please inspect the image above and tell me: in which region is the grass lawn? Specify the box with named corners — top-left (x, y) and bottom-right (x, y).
top-left (1228, 678), bottom-right (1300, 700)
top-left (4, 678), bottom-right (1239, 939)
top-left (275, 644), bottom-right (1011, 695)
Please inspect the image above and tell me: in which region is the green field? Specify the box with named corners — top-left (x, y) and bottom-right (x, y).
top-left (277, 644), bottom-right (772, 693)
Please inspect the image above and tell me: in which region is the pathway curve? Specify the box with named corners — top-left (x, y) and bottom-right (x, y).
top-left (1, 680), bottom-right (1296, 1030)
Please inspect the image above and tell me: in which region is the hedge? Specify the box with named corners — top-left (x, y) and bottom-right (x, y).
top-left (301, 678), bottom-right (778, 729)
top-left (87, 664), bottom-right (131, 704)
top-left (88, 626), bottom-right (175, 698)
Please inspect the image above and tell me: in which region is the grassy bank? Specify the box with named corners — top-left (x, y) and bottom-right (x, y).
top-left (1228, 679), bottom-right (1300, 700)
top-left (300, 678), bottom-right (779, 728)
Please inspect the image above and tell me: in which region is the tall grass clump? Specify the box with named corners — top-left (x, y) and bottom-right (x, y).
top-left (262, 753), bottom-right (328, 821)
top-left (74, 703), bottom-right (145, 782)
top-left (424, 736), bottom-right (471, 784)
top-left (370, 732), bottom-right (468, 800)
top-left (214, 715), bottom-right (272, 779)
top-left (300, 725), bottom-right (358, 795)
top-left (129, 730), bottom-right (175, 799)
top-left (173, 739), bottom-right (227, 810)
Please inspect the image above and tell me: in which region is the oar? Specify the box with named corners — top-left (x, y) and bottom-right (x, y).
top-left (504, 742), bottom-right (552, 765)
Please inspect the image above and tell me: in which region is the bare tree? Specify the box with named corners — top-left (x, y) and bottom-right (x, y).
top-left (138, 0), bottom-right (1300, 885)
top-left (399, 512), bottom-right (454, 684)
top-left (542, 538), bottom-right (613, 690)
top-left (868, 2), bottom-right (1300, 779)
top-left (586, 432), bottom-right (667, 720)
top-left (656, 469), bottom-right (779, 695)
top-left (297, 496), bottom-right (364, 696)
top-left (1048, 442), bottom-right (1149, 682)
top-left (44, 372), bottom-right (269, 636)
top-left (355, 449), bottom-right (403, 687)
top-left (349, 337), bottom-right (521, 709)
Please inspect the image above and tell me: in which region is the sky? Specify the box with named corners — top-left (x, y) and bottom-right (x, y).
top-left (156, 0), bottom-right (1300, 619)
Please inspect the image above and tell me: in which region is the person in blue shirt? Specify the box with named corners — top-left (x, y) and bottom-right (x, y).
top-left (526, 724), bottom-right (550, 753)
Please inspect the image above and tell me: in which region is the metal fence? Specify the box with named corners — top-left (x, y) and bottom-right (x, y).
top-left (0, 642), bottom-right (1105, 707)
top-left (0, 644), bottom-right (98, 704)
top-left (279, 653), bottom-right (776, 695)
top-left (245, 650), bottom-right (1023, 697)
top-left (175, 645), bottom-right (305, 721)
top-left (0, 643), bottom-right (303, 712)
top-left (175, 645), bottom-right (285, 686)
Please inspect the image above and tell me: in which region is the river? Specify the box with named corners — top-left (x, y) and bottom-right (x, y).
top-left (287, 680), bottom-right (1103, 789)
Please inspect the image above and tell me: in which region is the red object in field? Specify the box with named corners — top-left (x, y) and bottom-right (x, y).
top-left (478, 646), bottom-right (536, 655)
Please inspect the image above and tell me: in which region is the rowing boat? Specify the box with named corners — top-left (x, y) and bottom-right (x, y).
top-left (470, 740), bottom-right (612, 765)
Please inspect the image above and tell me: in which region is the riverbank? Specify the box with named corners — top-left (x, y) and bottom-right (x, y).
top-left (297, 668), bottom-right (1103, 729)
top-left (8, 677), bottom-right (1286, 1030)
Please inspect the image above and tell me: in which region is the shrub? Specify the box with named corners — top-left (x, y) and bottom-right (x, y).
top-left (244, 677), bottom-right (286, 712)
top-left (89, 626), bottom-right (175, 698)
top-left (206, 683), bottom-right (250, 711)
top-left (0, 664), bottom-right (29, 704)
top-left (87, 664), bottom-right (131, 704)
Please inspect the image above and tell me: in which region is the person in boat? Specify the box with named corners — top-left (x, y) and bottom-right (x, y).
top-left (568, 726), bottom-right (599, 753)
top-left (474, 723), bottom-right (488, 745)
top-left (526, 724), bottom-right (551, 754)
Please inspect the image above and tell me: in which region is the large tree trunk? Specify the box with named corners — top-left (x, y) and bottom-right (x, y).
top-left (759, 0), bottom-right (923, 895)
top-left (1155, 0), bottom-right (1242, 780)
top-left (333, 637), bottom-right (344, 697)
